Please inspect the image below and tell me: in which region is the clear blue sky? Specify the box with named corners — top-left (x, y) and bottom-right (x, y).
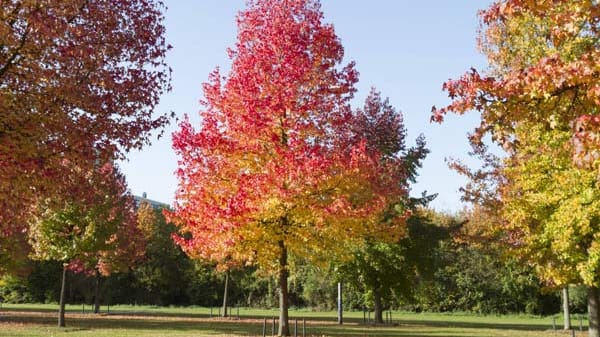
top-left (119, 1), bottom-right (492, 212)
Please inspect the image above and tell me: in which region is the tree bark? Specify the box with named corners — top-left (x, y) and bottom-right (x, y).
top-left (93, 271), bottom-right (101, 314)
top-left (563, 286), bottom-right (571, 330)
top-left (373, 287), bottom-right (384, 324)
top-left (58, 265), bottom-right (67, 327)
top-left (278, 240), bottom-right (290, 336)
top-left (267, 277), bottom-right (273, 308)
top-left (588, 286), bottom-right (600, 337)
top-left (222, 270), bottom-right (229, 318)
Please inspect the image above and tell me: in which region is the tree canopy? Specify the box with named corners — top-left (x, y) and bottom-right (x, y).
top-left (433, 1), bottom-right (600, 336)
top-left (0, 0), bottom-right (171, 271)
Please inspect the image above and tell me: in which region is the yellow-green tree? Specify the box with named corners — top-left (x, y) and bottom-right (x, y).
top-left (501, 123), bottom-right (600, 333)
top-left (29, 163), bottom-right (144, 327)
top-left (433, 2), bottom-right (600, 336)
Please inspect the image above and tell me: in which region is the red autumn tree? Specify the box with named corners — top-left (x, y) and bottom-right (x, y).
top-left (168, 1), bottom-right (407, 335)
top-left (0, 0), bottom-right (171, 272)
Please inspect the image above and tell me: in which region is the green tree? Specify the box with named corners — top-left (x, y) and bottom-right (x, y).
top-left (28, 164), bottom-right (143, 327)
top-left (338, 211), bottom-right (449, 322)
top-left (333, 88), bottom-right (428, 323)
top-left (133, 203), bottom-right (194, 306)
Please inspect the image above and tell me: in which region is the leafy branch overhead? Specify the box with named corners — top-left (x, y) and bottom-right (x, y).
top-left (0, 0), bottom-right (171, 273)
top-left (432, 0), bottom-right (600, 167)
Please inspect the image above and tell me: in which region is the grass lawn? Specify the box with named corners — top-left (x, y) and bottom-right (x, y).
top-left (0, 303), bottom-right (588, 336)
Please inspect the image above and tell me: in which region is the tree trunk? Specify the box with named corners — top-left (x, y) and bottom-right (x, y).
top-left (373, 287), bottom-right (384, 324)
top-left (563, 286), bottom-right (571, 330)
top-left (278, 240), bottom-right (290, 336)
top-left (222, 270), bottom-right (229, 318)
top-left (94, 271), bottom-right (101, 314)
top-left (588, 286), bottom-right (600, 337)
top-left (337, 282), bottom-right (343, 325)
top-left (267, 277), bottom-right (273, 308)
top-left (58, 265), bottom-right (67, 327)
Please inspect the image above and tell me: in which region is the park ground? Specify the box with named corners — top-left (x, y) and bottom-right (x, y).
top-left (0, 304), bottom-right (590, 336)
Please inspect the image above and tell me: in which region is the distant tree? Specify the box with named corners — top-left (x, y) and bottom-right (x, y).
top-left (133, 203), bottom-right (194, 306)
top-left (333, 88), bottom-right (428, 323)
top-left (405, 209), bottom-right (557, 315)
top-left (29, 164), bottom-right (144, 327)
top-left (297, 265), bottom-right (336, 310)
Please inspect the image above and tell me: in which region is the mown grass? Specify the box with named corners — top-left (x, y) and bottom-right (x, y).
top-left (0, 303), bottom-right (588, 336)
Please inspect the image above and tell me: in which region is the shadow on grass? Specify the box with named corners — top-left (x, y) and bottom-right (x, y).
top-left (297, 317), bottom-right (557, 337)
top-left (0, 311), bottom-right (263, 335)
top-left (384, 319), bottom-right (549, 331)
top-left (326, 315), bottom-right (554, 331)
top-left (0, 309), bottom-right (564, 337)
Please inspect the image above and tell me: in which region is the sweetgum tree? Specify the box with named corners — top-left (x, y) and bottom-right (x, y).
top-left (0, 0), bottom-right (171, 272)
top-left (432, 0), bottom-right (600, 163)
top-left (169, 1), bottom-right (408, 335)
top-left (432, 1), bottom-right (600, 336)
top-left (500, 123), bottom-right (600, 335)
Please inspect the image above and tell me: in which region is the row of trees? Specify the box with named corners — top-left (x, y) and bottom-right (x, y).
top-left (1, 0), bottom-right (430, 333)
top-left (0, 204), bottom-right (568, 317)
